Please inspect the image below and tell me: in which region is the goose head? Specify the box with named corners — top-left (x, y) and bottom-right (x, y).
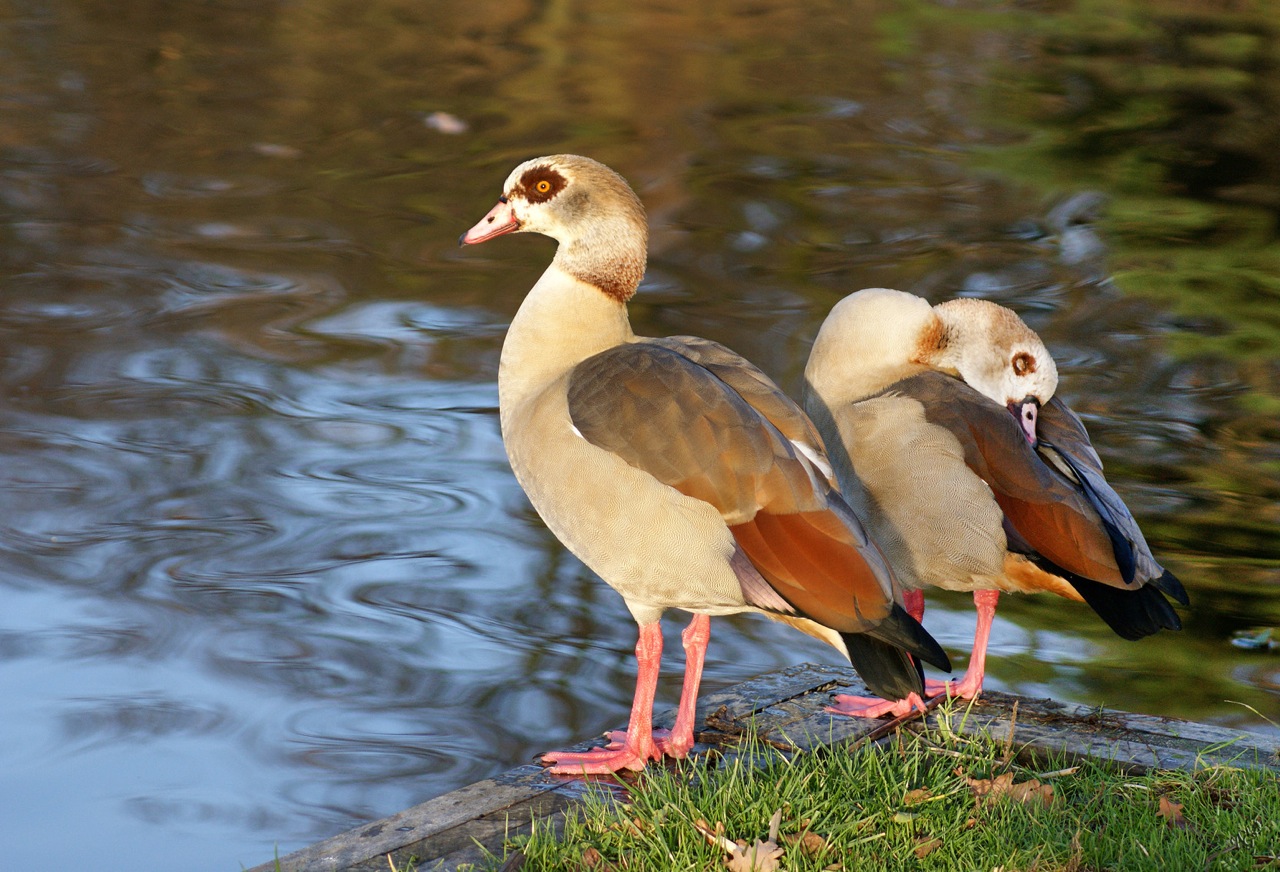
top-left (805, 287), bottom-right (940, 409)
top-left (460, 154), bottom-right (648, 302)
top-left (806, 289), bottom-right (1058, 446)
top-left (929, 298), bottom-right (1058, 445)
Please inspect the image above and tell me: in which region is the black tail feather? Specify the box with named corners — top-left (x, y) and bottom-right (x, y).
top-left (1153, 569), bottom-right (1190, 607)
top-left (868, 603), bottom-right (952, 673)
top-left (840, 632), bottom-right (926, 703)
top-left (837, 604), bottom-right (952, 702)
top-left (1065, 574), bottom-right (1182, 641)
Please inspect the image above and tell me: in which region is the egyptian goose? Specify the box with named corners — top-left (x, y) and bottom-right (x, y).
top-left (803, 288), bottom-right (1188, 717)
top-left (461, 157), bottom-right (949, 773)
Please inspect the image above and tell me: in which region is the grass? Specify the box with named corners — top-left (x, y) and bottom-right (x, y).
top-left (467, 704), bottom-right (1280, 871)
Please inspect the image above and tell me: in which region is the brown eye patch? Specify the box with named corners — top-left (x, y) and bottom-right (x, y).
top-left (1012, 351), bottom-right (1036, 376)
top-left (515, 166), bottom-right (567, 203)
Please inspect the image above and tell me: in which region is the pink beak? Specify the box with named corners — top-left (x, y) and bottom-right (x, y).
top-left (1009, 398), bottom-right (1039, 446)
top-left (459, 197), bottom-right (520, 246)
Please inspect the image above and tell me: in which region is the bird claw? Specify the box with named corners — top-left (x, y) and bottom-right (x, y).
top-left (924, 672), bottom-right (983, 700)
top-left (593, 727), bottom-right (693, 758)
top-left (826, 691), bottom-right (928, 719)
top-left (541, 741), bottom-right (659, 775)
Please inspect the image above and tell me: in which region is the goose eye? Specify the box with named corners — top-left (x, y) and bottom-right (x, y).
top-left (1012, 351), bottom-right (1035, 376)
top-left (535, 180), bottom-right (552, 194)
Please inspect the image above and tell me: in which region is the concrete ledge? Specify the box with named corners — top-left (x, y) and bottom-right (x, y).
top-left (248, 663), bottom-right (1280, 872)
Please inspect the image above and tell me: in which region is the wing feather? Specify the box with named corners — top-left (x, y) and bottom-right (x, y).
top-left (568, 339), bottom-right (900, 634)
top-left (885, 373), bottom-right (1129, 587)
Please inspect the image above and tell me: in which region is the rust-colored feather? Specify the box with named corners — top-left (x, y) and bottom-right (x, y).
top-left (884, 372), bottom-right (1126, 586)
top-left (994, 493), bottom-right (1120, 584)
top-left (731, 510), bottom-right (892, 632)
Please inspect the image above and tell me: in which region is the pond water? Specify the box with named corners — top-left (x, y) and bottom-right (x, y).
top-left (1, 1), bottom-right (1278, 869)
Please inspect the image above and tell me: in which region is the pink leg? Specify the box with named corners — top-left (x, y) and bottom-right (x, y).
top-left (924, 589), bottom-right (998, 699)
top-left (542, 623), bottom-right (664, 774)
top-left (828, 589), bottom-right (930, 718)
top-left (657, 613), bottom-right (710, 758)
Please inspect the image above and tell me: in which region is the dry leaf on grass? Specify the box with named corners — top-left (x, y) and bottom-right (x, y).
top-left (904, 788), bottom-right (932, 805)
top-left (575, 846), bottom-right (621, 872)
top-left (695, 809), bottom-right (786, 872)
top-left (1157, 795), bottom-right (1189, 830)
top-left (967, 772), bottom-right (1054, 809)
top-left (914, 837), bottom-right (944, 859)
top-left (783, 831), bottom-right (828, 857)
top-left (725, 841), bottom-right (785, 872)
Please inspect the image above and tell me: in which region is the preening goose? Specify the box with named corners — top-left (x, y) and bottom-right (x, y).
top-left (803, 288), bottom-right (1188, 717)
top-left (462, 157), bottom-right (948, 773)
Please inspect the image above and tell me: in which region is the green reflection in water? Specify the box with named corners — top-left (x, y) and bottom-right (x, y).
top-left (977, 1), bottom-right (1280, 388)
top-left (875, 0), bottom-right (1280, 725)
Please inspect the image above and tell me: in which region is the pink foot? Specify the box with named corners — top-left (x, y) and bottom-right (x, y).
top-left (923, 671), bottom-right (984, 701)
top-left (590, 727), bottom-right (692, 756)
top-left (541, 740), bottom-right (658, 775)
top-left (542, 615), bottom-right (712, 775)
top-left (827, 691), bottom-right (928, 719)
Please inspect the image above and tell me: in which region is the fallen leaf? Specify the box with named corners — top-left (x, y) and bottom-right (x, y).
top-left (968, 772), bottom-right (1013, 798)
top-left (904, 787), bottom-right (933, 805)
top-left (914, 837), bottom-right (943, 859)
top-left (1008, 779), bottom-right (1054, 808)
top-left (696, 812), bottom-right (786, 872)
top-left (1157, 795), bottom-right (1189, 830)
top-left (967, 772), bottom-right (1054, 808)
top-left (726, 839), bottom-right (785, 872)
top-left (784, 831), bottom-right (828, 856)
top-left (576, 847), bottom-right (620, 871)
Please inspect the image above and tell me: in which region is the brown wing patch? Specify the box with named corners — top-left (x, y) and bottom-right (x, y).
top-left (886, 372), bottom-right (1125, 586)
top-left (730, 509), bottom-right (893, 632)
top-left (909, 311), bottom-right (947, 366)
top-left (994, 493), bottom-right (1120, 584)
top-left (652, 336), bottom-right (826, 451)
top-left (567, 342), bottom-right (824, 523)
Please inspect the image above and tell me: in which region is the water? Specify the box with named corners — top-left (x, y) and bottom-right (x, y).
top-left (1, 1), bottom-right (1277, 869)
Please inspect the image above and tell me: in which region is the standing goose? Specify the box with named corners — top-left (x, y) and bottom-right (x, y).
top-left (803, 288), bottom-right (1188, 717)
top-left (462, 157), bottom-right (948, 773)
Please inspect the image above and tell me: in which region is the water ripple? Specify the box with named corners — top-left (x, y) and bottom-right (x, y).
top-left (59, 693), bottom-right (234, 753)
top-left (126, 213), bottom-right (356, 253)
top-left (141, 171), bottom-right (283, 200)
